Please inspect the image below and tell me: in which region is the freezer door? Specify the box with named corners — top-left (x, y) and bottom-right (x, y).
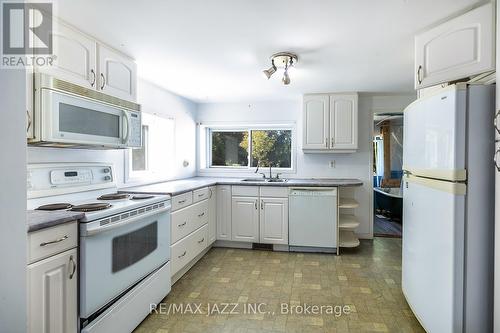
top-left (403, 85), bottom-right (466, 181)
top-left (402, 175), bottom-right (466, 333)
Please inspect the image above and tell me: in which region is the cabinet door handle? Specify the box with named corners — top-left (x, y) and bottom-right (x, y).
top-left (209, 188), bottom-right (213, 199)
top-left (325, 139), bottom-right (328, 148)
top-left (494, 110), bottom-right (500, 134)
top-left (494, 147), bottom-right (500, 172)
top-left (198, 237), bottom-right (205, 244)
top-left (100, 73), bottom-right (106, 90)
top-left (178, 251), bottom-right (187, 258)
top-left (90, 69), bottom-right (96, 87)
top-left (40, 235), bottom-right (68, 247)
top-left (178, 221), bottom-right (187, 227)
top-left (261, 200), bottom-right (264, 210)
top-left (198, 212), bottom-right (205, 217)
top-left (331, 138), bottom-right (334, 147)
top-left (26, 110), bottom-right (32, 133)
top-left (417, 65), bottom-right (423, 85)
top-left (68, 255), bottom-right (76, 280)
top-left (178, 199), bottom-right (186, 204)
top-left (254, 201), bottom-right (258, 210)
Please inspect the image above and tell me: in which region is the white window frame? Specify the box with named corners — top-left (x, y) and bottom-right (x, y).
top-left (124, 113), bottom-right (176, 185)
top-left (198, 122), bottom-right (297, 175)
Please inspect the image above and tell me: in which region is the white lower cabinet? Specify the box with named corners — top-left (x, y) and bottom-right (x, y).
top-left (171, 224), bottom-right (208, 276)
top-left (260, 198), bottom-right (289, 245)
top-left (229, 187), bottom-right (289, 245)
top-left (171, 199), bottom-right (208, 244)
top-left (216, 185), bottom-right (232, 240)
top-left (208, 186), bottom-right (217, 244)
top-left (231, 196), bottom-right (259, 242)
top-left (28, 248), bottom-right (78, 333)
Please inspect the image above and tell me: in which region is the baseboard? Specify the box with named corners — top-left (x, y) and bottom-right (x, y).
top-left (356, 233), bottom-right (374, 240)
top-left (213, 240), bottom-right (253, 249)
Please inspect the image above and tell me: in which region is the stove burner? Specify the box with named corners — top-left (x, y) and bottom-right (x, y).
top-left (97, 193), bottom-right (130, 200)
top-left (36, 203), bottom-right (73, 211)
top-left (131, 194), bottom-right (155, 200)
top-left (71, 203), bottom-right (112, 212)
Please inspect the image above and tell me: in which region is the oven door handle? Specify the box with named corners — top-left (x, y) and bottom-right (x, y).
top-left (82, 204), bottom-right (171, 236)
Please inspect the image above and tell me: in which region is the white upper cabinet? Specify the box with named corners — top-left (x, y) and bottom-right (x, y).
top-left (34, 18), bottom-right (137, 102)
top-left (415, 3), bottom-right (495, 89)
top-left (98, 44), bottom-right (137, 101)
top-left (303, 93), bottom-right (358, 152)
top-left (37, 20), bottom-right (96, 89)
top-left (330, 94), bottom-right (358, 150)
top-left (303, 94), bottom-right (329, 150)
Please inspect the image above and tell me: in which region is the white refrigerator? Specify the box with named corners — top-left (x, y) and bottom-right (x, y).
top-left (402, 83), bottom-right (495, 333)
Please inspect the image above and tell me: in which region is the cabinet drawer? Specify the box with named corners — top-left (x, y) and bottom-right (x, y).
top-left (232, 186), bottom-right (259, 196)
top-left (171, 200), bottom-right (208, 244)
top-left (260, 186), bottom-right (289, 198)
top-left (171, 224), bottom-right (208, 276)
top-left (28, 221), bottom-right (78, 264)
top-left (193, 187), bottom-right (209, 203)
top-left (171, 192), bottom-right (193, 211)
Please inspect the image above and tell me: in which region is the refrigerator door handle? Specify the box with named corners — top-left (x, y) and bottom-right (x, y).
top-left (494, 147), bottom-right (500, 172)
top-left (494, 110), bottom-right (500, 134)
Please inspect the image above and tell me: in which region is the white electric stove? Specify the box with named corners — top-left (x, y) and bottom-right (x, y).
top-left (27, 163), bottom-right (172, 333)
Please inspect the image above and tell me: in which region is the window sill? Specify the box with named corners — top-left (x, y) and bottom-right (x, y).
top-left (197, 167), bottom-right (296, 177)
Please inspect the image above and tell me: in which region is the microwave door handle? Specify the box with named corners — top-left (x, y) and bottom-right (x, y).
top-left (122, 112), bottom-right (130, 144)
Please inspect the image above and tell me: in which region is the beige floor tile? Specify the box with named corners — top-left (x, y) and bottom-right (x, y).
top-left (134, 238), bottom-right (424, 333)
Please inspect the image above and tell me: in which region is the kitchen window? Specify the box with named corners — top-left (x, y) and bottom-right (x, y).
top-left (126, 112), bottom-right (175, 182)
top-left (201, 124), bottom-right (294, 171)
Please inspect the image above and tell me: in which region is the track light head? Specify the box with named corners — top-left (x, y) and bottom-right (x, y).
top-left (262, 52), bottom-right (298, 85)
top-left (263, 65), bottom-right (277, 79)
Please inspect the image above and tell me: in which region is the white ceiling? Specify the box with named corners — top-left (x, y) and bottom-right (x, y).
top-left (54, 0), bottom-right (482, 103)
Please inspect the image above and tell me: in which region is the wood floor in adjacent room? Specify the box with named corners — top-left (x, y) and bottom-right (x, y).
top-left (134, 238), bottom-right (423, 333)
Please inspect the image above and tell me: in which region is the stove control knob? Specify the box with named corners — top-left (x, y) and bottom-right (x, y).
top-left (103, 168), bottom-right (110, 173)
top-left (104, 176), bottom-right (111, 181)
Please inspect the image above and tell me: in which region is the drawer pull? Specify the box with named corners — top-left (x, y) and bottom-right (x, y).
top-left (178, 199), bottom-right (186, 204)
top-left (198, 212), bottom-right (205, 217)
top-left (178, 221), bottom-right (187, 227)
top-left (198, 237), bottom-right (205, 244)
top-left (178, 251), bottom-right (187, 258)
top-left (198, 193), bottom-right (205, 197)
top-left (68, 255), bottom-right (76, 280)
top-left (40, 235), bottom-right (68, 247)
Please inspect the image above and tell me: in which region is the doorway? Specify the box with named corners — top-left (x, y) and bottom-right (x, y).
top-left (373, 112), bottom-right (404, 237)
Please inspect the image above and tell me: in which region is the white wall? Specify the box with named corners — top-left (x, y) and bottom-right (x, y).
top-left (0, 71), bottom-right (27, 332)
top-left (196, 93), bottom-right (416, 237)
top-left (28, 79), bottom-right (198, 187)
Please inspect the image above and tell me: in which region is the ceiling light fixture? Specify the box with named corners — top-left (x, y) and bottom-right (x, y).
top-left (262, 52), bottom-right (298, 85)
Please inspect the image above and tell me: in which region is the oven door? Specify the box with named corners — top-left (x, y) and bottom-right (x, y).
top-left (40, 88), bottom-right (131, 148)
top-left (79, 208), bottom-right (170, 318)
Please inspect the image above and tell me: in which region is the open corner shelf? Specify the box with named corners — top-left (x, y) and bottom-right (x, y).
top-left (338, 198), bottom-right (359, 209)
top-left (339, 230), bottom-right (360, 248)
top-left (339, 214), bottom-right (360, 229)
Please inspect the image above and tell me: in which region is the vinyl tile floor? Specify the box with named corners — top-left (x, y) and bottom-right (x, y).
top-left (134, 238), bottom-right (424, 333)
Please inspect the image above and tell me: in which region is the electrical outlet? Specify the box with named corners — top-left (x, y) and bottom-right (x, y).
top-left (329, 160), bottom-right (335, 168)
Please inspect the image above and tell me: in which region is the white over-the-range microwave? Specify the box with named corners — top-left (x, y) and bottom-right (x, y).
top-left (28, 73), bottom-right (142, 149)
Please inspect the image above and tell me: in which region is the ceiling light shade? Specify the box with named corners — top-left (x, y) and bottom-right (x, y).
top-left (263, 65), bottom-right (277, 79)
top-left (262, 52), bottom-right (298, 85)
top-left (282, 70), bottom-right (290, 85)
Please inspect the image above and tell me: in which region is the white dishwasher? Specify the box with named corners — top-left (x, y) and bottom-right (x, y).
top-left (289, 187), bottom-right (337, 251)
